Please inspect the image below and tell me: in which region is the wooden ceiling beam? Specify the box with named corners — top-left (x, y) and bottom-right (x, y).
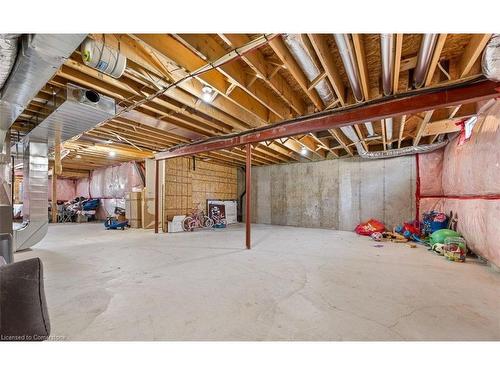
top-left (424, 34), bottom-right (448, 87)
top-left (133, 34), bottom-right (268, 126)
top-left (220, 33), bottom-right (307, 116)
top-left (393, 34), bottom-right (403, 94)
top-left (280, 138), bottom-right (318, 161)
top-left (397, 115), bottom-right (406, 149)
top-left (351, 34), bottom-right (370, 101)
top-left (413, 110), bottom-right (435, 146)
top-left (421, 117), bottom-right (469, 137)
top-left (459, 34), bottom-right (492, 78)
top-left (329, 129), bottom-right (353, 156)
top-left (295, 135), bottom-right (327, 159)
top-left (60, 61), bottom-right (229, 136)
top-left (175, 34), bottom-right (294, 121)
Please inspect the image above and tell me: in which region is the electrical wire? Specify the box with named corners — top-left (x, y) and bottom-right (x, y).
top-left (95, 34), bottom-right (277, 130)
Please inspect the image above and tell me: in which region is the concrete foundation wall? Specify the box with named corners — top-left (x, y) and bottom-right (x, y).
top-left (249, 156), bottom-right (416, 230)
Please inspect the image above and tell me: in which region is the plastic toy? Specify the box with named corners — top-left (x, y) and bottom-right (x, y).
top-left (429, 229), bottom-right (461, 246)
top-left (104, 217), bottom-right (129, 230)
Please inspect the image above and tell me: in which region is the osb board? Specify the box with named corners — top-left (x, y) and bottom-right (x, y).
top-left (191, 159), bottom-right (237, 208)
top-left (164, 157), bottom-right (193, 221)
top-left (163, 157), bottom-right (237, 220)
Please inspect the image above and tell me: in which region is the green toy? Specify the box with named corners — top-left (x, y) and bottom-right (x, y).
top-left (429, 229), bottom-right (461, 246)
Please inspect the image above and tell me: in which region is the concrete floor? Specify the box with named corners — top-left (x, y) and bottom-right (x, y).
top-left (15, 222), bottom-right (500, 340)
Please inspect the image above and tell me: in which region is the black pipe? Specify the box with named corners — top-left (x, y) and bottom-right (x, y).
top-left (237, 166), bottom-right (246, 222)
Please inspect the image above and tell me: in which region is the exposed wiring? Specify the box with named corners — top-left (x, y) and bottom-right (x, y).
top-left (94, 34), bottom-right (277, 131)
top-left (437, 62), bottom-right (451, 80)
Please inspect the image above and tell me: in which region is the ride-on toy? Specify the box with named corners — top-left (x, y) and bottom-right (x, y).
top-left (104, 217), bottom-right (129, 230)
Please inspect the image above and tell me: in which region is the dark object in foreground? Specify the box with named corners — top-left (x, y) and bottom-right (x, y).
top-left (0, 258), bottom-right (51, 341)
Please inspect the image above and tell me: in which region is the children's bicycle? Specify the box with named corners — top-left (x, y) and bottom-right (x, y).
top-left (182, 205), bottom-right (214, 231)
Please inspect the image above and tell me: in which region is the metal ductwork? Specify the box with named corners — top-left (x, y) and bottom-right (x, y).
top-left (385, 117), bottom-right (393, 149)
top-left (338, 124), bottom-right (365, 156)
top-left (0, 133), bottom-right (13, 263)
top-left (0, 34), bottom-right (85, 259)
top-left (414, 34), bottom-right (438, 88)
top-left (283, 34), bottom-right (366, 156)
top-left (13, 139), bottom-right (48, 251)
top-left (26, 83), bottom-right (115, 149)
top-left (364, 121), bottom-right (376, 138)
top-left (0, 34), bottom-right (20, 91)
top-left (333, 34), bottom-right (364, 102)
top-left (1, 34), bottom-right (86, 149)
top-left (359, 140), bottom-right (448, 159)
top-left (380, 34), bottom-right (394, 96)
top-left (282, 34), bottom-right (334, 105)
top-left (13, 83), bottom-right (115, 252)
top-left (482, 34), bottom-right (499, 82)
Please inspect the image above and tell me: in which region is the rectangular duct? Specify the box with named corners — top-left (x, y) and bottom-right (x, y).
top-left (27, 83), bottom-right (116, 147)
top-left (14, 84), bottom-right (115, 251)
top-left (0, 34), bottom-right (86, 150)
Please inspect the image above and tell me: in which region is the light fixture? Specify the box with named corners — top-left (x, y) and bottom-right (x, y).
top-left (201, 85), bottom-right (213, 103)
top-left (300, 147), bottom-right (308, 156)
top-left (108, 150), bottom-right (116, 157)
top-left (75, 155), bottom-right (82, 159)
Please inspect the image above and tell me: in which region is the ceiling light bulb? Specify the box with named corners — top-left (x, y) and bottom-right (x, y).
top-left (300, 147), bottom-right (308, 156)
top-left (75, 155), bottom-right (82, 159)
top-left (201, 86), bottom-right (213, 102)
top-left (109, 150), bottom-right (116, 157)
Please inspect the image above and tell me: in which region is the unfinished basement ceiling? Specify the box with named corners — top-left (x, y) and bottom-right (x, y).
top-left (10, 33), bottom-right (492, 177)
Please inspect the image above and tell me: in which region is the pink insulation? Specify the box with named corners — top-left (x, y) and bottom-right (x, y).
top-left (48, 178), bottom-right (77, 201)
top-left (88, 162), bottom-right (143, 198)
top-left (418, 149), bottom-right (444, 196)
top-left (75, 162), bottom-right (144, 220)
top-left (76, 178), bottom-right (90, 198)
top-left (442, 102), bottom-right (500, 196)
top-left (442, 199), bottom-right (500, 268)
top-left (419, 100), bottom-right (500, 268)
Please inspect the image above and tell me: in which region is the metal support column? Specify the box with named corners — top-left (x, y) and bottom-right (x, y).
top-left (245, 144), bottom-right (251, 249)
top-left (154, 159), bottom-right (159, 234)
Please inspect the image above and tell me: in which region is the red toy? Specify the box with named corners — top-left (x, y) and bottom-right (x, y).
top-left (355, 219), bottom-right (385, 236)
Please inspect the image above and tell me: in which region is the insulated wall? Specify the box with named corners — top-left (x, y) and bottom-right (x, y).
top-left (48, 178), bottom-right (77, 201)
top-left (75, 162), bottom-right (144, 219)
top-left (250, 155), bottom-right (416, 230)
top-left (419, 100), bottom-right (500, 268)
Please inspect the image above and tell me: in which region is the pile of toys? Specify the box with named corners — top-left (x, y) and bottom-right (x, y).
top-left (357, 210), bottom-right (468, 262)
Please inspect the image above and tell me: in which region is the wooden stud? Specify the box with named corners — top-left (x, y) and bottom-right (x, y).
top-left (351, 34), bottom-right (370, 101)
top-left (413, 110), bottom-right (435, 146)
top-left (308, 34), bottom-right (346, 105)
top-left (398, 115), bottom-right (407, 149)
top-left (393, 34), bottom-right (403, 94)
top-left (424, 34), bottom-right (448, 87)
top-left (459, 34), bottom-right (492, 78)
